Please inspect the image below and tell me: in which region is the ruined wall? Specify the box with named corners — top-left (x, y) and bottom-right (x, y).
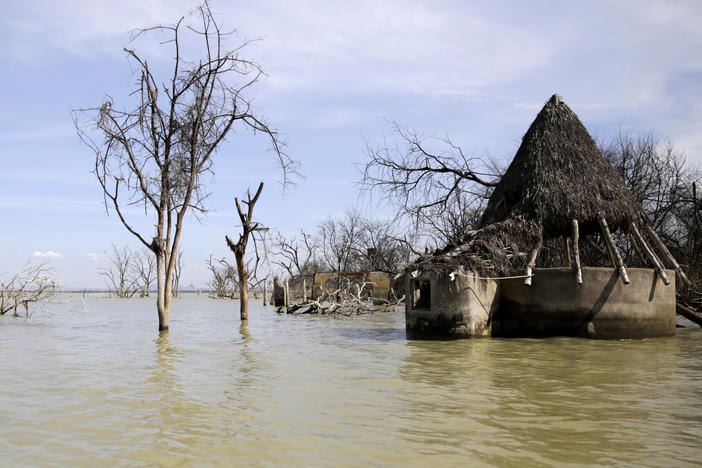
top-left (405, 271), bottom-right (499, 339)
top-left (287, 274), bottom-right (314, 301)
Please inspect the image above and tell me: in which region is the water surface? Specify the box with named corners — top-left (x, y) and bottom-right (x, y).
top-left (2, 294), bottom-right (701, 466)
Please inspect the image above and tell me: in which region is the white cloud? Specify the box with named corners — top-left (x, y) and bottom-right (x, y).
top-left (32, 251), bottom-right (63, 258)
top-left (86, 253), bottom-right (99, 261)
top-left (1, 0), bottom-right (187, 62)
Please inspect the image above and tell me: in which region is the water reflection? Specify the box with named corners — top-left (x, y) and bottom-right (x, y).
top-left (397, 336), bottom-right (689, 466)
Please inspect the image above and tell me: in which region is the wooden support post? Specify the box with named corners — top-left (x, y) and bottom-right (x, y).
top-left (524, 238), bottom-right (542, 286)
top-left (598, 215), bottom-right (630, 284)
top-left (563, 237), bottom-right (572, 267)
top-left (263, 279), bottom-right (267, 306)
top-left (644, 225), bottom-right (691, 286)
top-left (630, 223), bottom-right (670, 285)
top-left (628, 232), bottom-right (646, 265)
top-left (572, 219), bottom-right (583, 285)
top-left (303, 278), bottom-right (307, 302)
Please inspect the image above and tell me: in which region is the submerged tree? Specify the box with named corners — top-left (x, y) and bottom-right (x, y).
top-left (205, 255), bottom-right (236, 298)
top-left (75, 2), bottom-right (296, 331)
top-left (100, 244), bottom-right (137, 298)
top-left (0, 262), bottom-right (58, 317)
top-left (225, 181), bottom-right (266, 321)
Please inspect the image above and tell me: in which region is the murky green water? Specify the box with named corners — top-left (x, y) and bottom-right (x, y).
top-left (1, 294), bottom-right (701, 467)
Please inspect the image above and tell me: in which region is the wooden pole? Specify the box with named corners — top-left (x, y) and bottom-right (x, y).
top-left (630, 223), bottom-right (670, 285)
top-left (627, 232), bottom-right (646, 265)
top-left (644, 224), bottom-right (691, 286)
top-left (572, 219), bottom-right (583, 285)
top-left (524, 238), bottom-right (543, 286)
top-left (562, 237), bottom-right (572, 267)
top-left (263, 279), bottom-right (267, 306)
top-left (598, 215), bottom-right (630, 284)
top-left (303, 278), bottom-right (307, 302)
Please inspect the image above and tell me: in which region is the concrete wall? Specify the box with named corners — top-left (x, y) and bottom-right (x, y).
top-left (404, 267), bottom-right (676, 340)
top-left (496, 267), bottom-right (676, 339)
top-left (405, 271), bottom-right (499, 339)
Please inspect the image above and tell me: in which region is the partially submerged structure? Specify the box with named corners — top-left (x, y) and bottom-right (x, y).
top-left (406, 94), bottom-right (687, 339)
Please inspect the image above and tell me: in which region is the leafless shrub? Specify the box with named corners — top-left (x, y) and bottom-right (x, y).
top-left (0, 262), bottom-right (59, 317)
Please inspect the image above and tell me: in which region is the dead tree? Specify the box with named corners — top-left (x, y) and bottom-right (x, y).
top-left (0, 262), bottom-right (58, 317)
top-left (75, 3), bottom-right (296, 331)
top-left (318, 209), bottom-right (364, 274)
top-left (205, 255), bottom-right (235, 298)
top-left (131, 248), bottom-right (156, 297)
top-left (272, 229), bottom-right (318, 277)
top-left (225, 182), bottom-right (266, 321)
top-left (100, 244), bottom-right (137, 298)
top-left (361, 122), bottom-right (499, 229)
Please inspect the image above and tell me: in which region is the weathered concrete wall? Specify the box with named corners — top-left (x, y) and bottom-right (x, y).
top-left (312, 271), bottom-right (390, 300)
top-left (405, 271), bottom-right (499, 339)
top-left (496, 267), bottom-right (676, 339)
top-left (272, 277), bottom-right (286, 307)
top-left (367, 271), bottom-right (390, 300)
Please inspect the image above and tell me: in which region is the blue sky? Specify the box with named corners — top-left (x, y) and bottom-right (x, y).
top-left (1, 0), bottom-right (701, 289)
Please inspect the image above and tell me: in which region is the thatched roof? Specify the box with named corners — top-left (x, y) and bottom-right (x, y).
top-left (480, 94), bottom-right (642, 238)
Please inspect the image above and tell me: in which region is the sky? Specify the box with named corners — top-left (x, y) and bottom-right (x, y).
top-left (1, 0), bottom-right (701, 289)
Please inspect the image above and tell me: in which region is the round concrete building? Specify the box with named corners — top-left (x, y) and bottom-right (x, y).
top-left (405, 94), bottom-right (685, 339)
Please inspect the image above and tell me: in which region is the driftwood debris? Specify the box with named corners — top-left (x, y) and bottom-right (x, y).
top-left (277, 282), bottom-right (404, 316)
top-left (676, 303), bottom-right (702, 327)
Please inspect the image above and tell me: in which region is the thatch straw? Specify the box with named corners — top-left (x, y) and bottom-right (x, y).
top-left (480, 94), bottom-right (642, 238)
top-left (409, 218), bottom-right (541, 276)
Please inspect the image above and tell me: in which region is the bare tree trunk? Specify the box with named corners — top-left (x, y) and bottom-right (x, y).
top-left (155, 248), bottom-right (170, 331)
top-left (226, 182), bottom-right (266, 323)
top-left (154, 243), bottom-right (171, 332)
top-left (236, 252), bottom-right (248, 321)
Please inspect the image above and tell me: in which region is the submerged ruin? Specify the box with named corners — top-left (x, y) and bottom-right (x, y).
top-left (406, 94), bottom-right (686, 339)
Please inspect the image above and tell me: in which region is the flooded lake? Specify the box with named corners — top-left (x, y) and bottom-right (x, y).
top-left (2, 293), bottom-right (701, 467)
